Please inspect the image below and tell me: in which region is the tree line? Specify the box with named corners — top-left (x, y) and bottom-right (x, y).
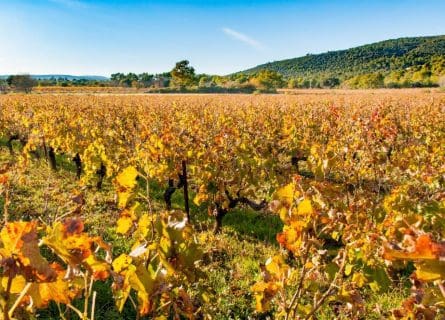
top-left (2, 57), bottom-right (444, 94)
top-left (109, 60), bottom-right (285, 92)
top-left (0, 61), bottom-right (286, 93)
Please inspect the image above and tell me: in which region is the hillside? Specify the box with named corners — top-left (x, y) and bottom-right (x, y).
top-left (239, 35), bottom-right (445, 86)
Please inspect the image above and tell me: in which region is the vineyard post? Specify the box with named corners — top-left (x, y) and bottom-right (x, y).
top-left (182, 160), bottom-right (190, 222)
top-left (48, 147), bottom-right (57, 171)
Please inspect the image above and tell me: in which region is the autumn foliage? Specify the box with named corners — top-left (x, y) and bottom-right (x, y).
top-left (0, 90), bottom-right (444, 318)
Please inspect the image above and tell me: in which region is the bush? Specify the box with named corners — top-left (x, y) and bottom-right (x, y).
top-left (7, 74), bottom-right (36, 93)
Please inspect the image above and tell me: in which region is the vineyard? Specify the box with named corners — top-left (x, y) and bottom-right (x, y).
top-left (0, 90), bottom-right (444, 319)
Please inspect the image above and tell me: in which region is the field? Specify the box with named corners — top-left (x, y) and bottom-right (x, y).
top-left (0, 89), bottom-right (444, 319)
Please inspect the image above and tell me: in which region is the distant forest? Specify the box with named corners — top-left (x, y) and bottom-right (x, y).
top-left (241, 35), bottom-right (445, 89)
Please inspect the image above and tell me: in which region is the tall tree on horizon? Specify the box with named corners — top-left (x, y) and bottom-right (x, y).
top-left (171, 60), bottom-right (196, 89)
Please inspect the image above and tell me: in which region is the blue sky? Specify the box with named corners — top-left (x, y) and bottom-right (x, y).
top-left (1, 0), bottom-right (444, 76)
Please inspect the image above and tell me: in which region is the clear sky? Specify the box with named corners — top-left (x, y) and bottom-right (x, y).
top-left (1, 0), bottom-right (444, 76)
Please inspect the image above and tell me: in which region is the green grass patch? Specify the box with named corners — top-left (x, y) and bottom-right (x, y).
top-left (223, 208), bottom-right (283, 244)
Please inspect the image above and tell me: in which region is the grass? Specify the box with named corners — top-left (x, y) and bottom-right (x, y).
top-left (223, 209), bottom-right (282, 243)
top-left (0, 143), bottom-right (410, 319)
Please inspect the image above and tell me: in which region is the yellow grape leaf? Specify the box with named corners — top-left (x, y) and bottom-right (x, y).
top-left (42, 219), bottom-right (111, 278)
top-left (297, 199), bottom-right (313, 216)
top-left (116, 215), bottom-right (134, 235)
top-left (27, 263), bottom-right (81, 308)
top-left (116, 166), bottom-right (138, 190)
top-left (251, 281), bottom-right (280, 312)
top-left (0, 221), bottom-right (36, 256)
top-left (331, 231), bottom-right (340, 241)
top-left (136, 290), bottom-right (152, 316)
top-left (116, 203), bottom-right (140, 235)
top-left (0, 221), bottom-right (56, 281)
top-left (415, 260), bottom-right (445, 282)
top-left (115, 166), bottom-right (138, 209)
top-left (127, 268), bottom-right (148, 294)
top-left (275, 183), bottom-right (297, 206)
top-left (112, 256), bottom-right (134, 312)
top-left (84, 255), bottom-right (110, 280)
top-left (352, 272), bottom-right (366, 288)
top-left (111, 254), bottom-right (154, 315)
top-left (117, 191), bottom-right (132, 210)
top-left (1, 275), bottom-right (26, 294)
top-left (133, 213), bottom-right (151, 241)
top-left (265, 255), bottom-right (289, 278)
top-left (345, 264), bottom-right (353, 276)
top-left (253, 288), bottom-right (268, 312)
top-left (43, 220), bottom-right (92, 266)
top-left (112, 254), bottom-right (133, 272)
top-left (134, 263), bottom-right (155, 299)
top-left (0, 263), bottom-right (81, 309)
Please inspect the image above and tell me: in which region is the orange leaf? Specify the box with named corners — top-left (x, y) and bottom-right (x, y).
top-left (384, 234), bottom-right (445, 261)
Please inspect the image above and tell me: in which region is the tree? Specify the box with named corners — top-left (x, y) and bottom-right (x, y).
top-left (287, 78), bottom-right (298, 89)
top-left (121, 73), bottom-right (138, 87)
top-left (0, 79), bottom-right (8, 93)
top-left (384, 71), bottom-right (404, 88)
top-left (6, 74), bottom-right (36, 93)
top-left (321, 77), bottom-right (340, 88)
top-left (343, 73), bottom-right (384, 89)
top-left (110, 73), bottom-right (139, 87)
top-left (110, 73), bottom-right (125, 86)
top-left (230, 73), bottom-right (249, 84)
top-left (171, 60), bottom-right (196, 88)
top-left (198, 75), bottom-right (212, 88)
top-left (139, 73), bottom-right (154, 87)
top-left (250, 70), bottom-right (284, 90)
top-left (411, 66), bottom-right (433, 87)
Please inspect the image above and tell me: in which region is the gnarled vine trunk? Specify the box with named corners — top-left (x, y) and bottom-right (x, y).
top-left (48, 147), bottom-right (57, 171)
top-left (73, 153), bottom-right (82, 179)
top-left (96, 163), bottom-right (106, 189)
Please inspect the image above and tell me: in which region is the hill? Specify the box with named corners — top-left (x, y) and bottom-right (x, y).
top-left (238, 35), bottom-right (445, 88)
